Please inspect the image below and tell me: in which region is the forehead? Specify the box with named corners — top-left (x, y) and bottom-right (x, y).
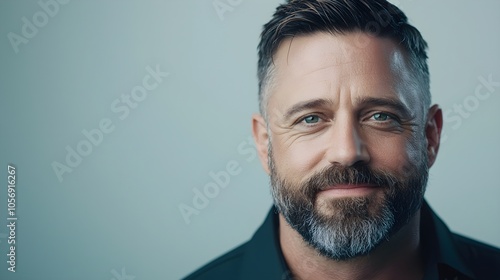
top-left (268, 31), bottom-right (419, 116)
top-left (274, 31), bottom-right (405, 73)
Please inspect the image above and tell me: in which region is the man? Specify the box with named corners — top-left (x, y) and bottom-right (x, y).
top-left (184, 0), bottom-right (500, 279)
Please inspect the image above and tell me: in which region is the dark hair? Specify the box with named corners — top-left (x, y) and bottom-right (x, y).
top-left (257, 0), bottom-right (430, 117)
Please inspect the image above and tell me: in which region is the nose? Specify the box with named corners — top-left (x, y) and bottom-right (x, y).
top-left (325, 117), bottom-right (370, 167)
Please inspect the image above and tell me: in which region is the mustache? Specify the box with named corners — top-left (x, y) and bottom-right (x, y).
top-left (302, 163), bottom-right (399, 198)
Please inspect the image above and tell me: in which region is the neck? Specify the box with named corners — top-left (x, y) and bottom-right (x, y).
top-left (279, 211), bottom-right (423, 280)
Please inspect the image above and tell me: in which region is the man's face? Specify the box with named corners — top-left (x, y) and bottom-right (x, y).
top-left (255, 32), bottom-right (437, 260)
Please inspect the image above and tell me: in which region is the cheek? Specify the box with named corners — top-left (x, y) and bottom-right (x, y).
top-left (367, 134), bottom-right (423, 174)
top-left (271, 136), bottom-right (326, 181)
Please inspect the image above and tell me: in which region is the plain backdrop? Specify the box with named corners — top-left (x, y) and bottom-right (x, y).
top-left (0, 0), bottom-right (499, 279)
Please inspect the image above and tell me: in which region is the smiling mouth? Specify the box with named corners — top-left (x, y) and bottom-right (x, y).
top-left (318, 184), bottom-right (381, 197)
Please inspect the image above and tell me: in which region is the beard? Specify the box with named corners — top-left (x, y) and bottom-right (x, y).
top-left (269, 147), bottom-right (429, 261)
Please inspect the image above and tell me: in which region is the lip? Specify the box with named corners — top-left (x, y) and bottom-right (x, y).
top-left (318, 184), bottom-right (381, 197)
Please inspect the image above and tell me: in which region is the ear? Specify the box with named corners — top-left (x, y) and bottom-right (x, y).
top-left (425, 105), bottom-right (443, 167)
top-left (252, 113), bottom-right (270, 174)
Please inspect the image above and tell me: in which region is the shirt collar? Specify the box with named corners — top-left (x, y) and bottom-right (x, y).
top-left (420, 201), bottom-right (476, 279)
top-left (239, 207), bottom-right (289, 280)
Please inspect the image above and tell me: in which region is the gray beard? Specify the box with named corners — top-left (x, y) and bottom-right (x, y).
top-left (269, 147), bottom-right (428, 261)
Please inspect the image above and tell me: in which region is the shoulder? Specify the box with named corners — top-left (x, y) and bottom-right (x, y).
top-left (182, 207), bottom-right (284, 280)
top-left (452, 233), bottom-right (500, 277)
top-left (182, 242), bottom-right (248, 280)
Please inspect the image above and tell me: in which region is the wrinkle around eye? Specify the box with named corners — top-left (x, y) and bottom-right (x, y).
top-left (272, 121), bottom-right (331, 148)
top-left (362, 114), bottom-right (420, 134)
top-left (284, 128), bottom-right (331, 148)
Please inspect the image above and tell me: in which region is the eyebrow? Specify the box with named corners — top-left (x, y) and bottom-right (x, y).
top-left (283, 98), bottom-right (334, 120)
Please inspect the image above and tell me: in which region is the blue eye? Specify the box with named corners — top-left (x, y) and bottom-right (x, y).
top-left (372, 113), bottom-right (391, 121)
top-left (303, 115), bottom-right (320, 124)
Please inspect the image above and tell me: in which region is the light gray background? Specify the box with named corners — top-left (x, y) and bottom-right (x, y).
top-left (0, 0), bottom-right (499, 279)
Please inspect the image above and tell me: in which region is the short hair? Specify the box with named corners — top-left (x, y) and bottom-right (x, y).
top-left (257, 0), bottom-right (430, 119)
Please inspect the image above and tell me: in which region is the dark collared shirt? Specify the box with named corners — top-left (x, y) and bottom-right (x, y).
top-left (184, 201), bottom-right (500, 279)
